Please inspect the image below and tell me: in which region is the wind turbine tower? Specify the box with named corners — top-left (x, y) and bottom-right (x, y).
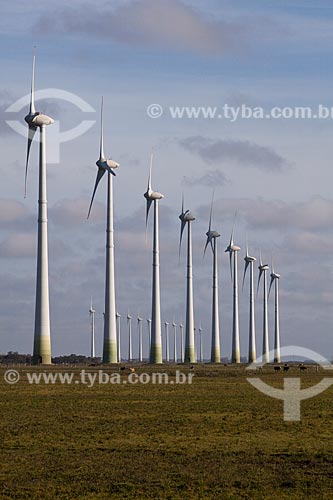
top-left (89, 298), bottom-right (96, 358)
top-left (225, 219), bottom-right (241, 364)
top-left (24, 49), bottom-right (54, 365)
top-left (198, 325), bottom-right (203, 363)
top-left (204, 196), bottom-right (221, 363)
top-left (172, 321), bottom-right (177, 363)
top-left (258, 254), bottom-right (270, 363)
top-left (144, 153), bottom-right (164, 363)
top-left (179, 322), bottom-right (184, 363)
top-left (127, 313), bottom-right (133, 362)
top-left (147, 318), bottom-right (151, 359)
top-left (138, 314), bottom-right (143, 362)
top-left (164, 321), bottom-right (170, 362)
top-left (116, 312), bottom-right (121, 362)
top-left (87, 97), bottom-right (119, 363)
top-left (242, 243), bottom-right (257, 363)
top-left (269, 262), bottom-right (281, 363)
top-left (179, 196), bottom-right (196, 363)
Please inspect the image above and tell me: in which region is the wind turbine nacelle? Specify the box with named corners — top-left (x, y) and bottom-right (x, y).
top-left (31, 113), bottom-right (54, 127)
top-left (106, 159), bottom-right (119, 170)
top-left (260, 265), bottom-right (270, 271)
top-left (231, 244), bottom-right (241, 252)
top-left (183, 212), bottom-right (195, 221)
top-left (150, 191), bottom-right (164, 200)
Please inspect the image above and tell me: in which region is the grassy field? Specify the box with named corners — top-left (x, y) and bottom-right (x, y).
top-left (0, 364), bottom-right (333, 500)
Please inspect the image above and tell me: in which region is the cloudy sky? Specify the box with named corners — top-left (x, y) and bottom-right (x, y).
top-left (1, 0), bottom-right (333, 360)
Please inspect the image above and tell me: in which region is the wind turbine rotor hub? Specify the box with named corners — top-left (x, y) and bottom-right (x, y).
top-left (183, 212), bottom-right (195, 221)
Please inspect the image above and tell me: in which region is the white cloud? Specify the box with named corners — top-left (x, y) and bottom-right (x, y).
top-left (0, 232), bottom-right (35, 258)
top-left (35, 0), bottom-right (247, 55)
top-left (179, 136), bottom-right (289, 171)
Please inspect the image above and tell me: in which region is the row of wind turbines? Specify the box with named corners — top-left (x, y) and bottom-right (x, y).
top-left (89, 307), bottom-right (208, 363)
top-left (24, 50), bottom-right (281, 365)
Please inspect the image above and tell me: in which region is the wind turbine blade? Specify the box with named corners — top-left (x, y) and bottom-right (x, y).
top-left (271, 255), bottom-right (275, 274)
top-left (99, 97), bottom-right (105, 161)
top-left (181, 192), bottom-right (184, 216)
top-left (203, 236), bottom-right (210, 258)
top-left (208, 190), bottom-right (214, 232)
top-left (229, 251), bottom-right (233, 282)
top-left (230, 210), bottom-right (237, 246)
top-left (24, 125), bottom-right (37, 198)
top-left (257, 269), bottom-right (263, 296)
top-left (179, 219), bottom-right (186, 258)
top-left (259, 250), bottom-right (263, 267)
top-left (30, 47), bottom-right (36, 115)
top-left (145, 199), bottom-right (153, 232)
top-left (87, 167), bottom-right (105, 219)
top-left (148, 151), bottom-right (153, 192)
top-left (242, 261), bottom-right (249, 291)
top-left (268, 275), bottom-right (274, 298)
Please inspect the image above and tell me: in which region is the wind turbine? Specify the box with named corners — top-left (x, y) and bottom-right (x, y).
top-left (144, 153), bottom-right (164, 363)
top-left (24, 48), bottom-right (54, 365)
top-left (257, 254), bottom-right (270, 363)
top-left (147, 317), bottom-right (151, 359)
top-left (127, 312), bottom-right (132, 362)
top-left (269, 260), bottom-right (281, 363)
top-left (204, 195), bottom-right (221, 363)
top-left (87, 97), bottom-right (119, 364)
top-left (242, 242), bottom-right (257, 363)
top-left (89, 298), bottom-right (96, 358)
top-left (198, 324), bottom-right (203, 363)
top-left (179, 195), bottom-right (196, 363)
top-left (179, 322), bottom-right (184, 363)
top-left (225, 217), bottom-right (241, 363)
top-left (172, 321), bottom-right (177, 363)
top-left (164, 321), bottom-right (170, 362)
top-left (137, 314), bottom-right (143, 362)
top-left (116, 312), bottom-right (121, 362)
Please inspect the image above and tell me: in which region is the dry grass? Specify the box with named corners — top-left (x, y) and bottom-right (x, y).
top-left (0, 364), bottom-right (332, 499)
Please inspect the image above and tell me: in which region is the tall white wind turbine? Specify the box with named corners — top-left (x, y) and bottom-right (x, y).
top-left (89, 298), bottom-right (96, 358)
top-left (138, 314), bottom-right (143, 362)
top-left (147, 318), bottom-right (151, 359)
top-left (204, 196), bottom-right (221, 363)
top-left (225, 218), bottom-right (241, 363)
top-left (172, 321), bottom-right (177, 363)
top-left (144, 153), bottom-right (164, 363)
top-left (164, 321), bottom-right (170, 362)
top-left (257, 254), bottom-right (270, 363)
top-left (179, 322), bottom-right (184, 363)
top-left (87, 97), bottom-right (119, 363)
top-left (269, 261), bottom-right (281, 363)
top-left (198, 324), bottom-right (204, 363)
top-left (127, 312), bottom-right (132, 362)
top-left (25, 48), bottom-right (54, 365)
top-left (179, 195), bottom-right (196, 363)
top-left (242, 242), bottom-right (257, 363)
top-left (116, 312), bottom-right (121, 362)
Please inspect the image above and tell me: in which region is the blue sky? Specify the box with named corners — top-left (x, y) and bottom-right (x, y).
top-left (1, 0), bottom-right (333, 360)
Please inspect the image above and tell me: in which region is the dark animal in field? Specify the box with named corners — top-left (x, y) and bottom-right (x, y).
top-left (129, 367), bottom-right (135, 373)
top-left (299, 364), bottom-right (307, 372)
top-left (283, 364), bottom-right (290, 372)
top-left (120, 366), bottom-right (126, 371)
top-left (274, 366), bottom-right (281, 372)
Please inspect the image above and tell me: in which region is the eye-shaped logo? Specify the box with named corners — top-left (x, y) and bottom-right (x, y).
top-left (246, 346), bottom-right (333, 421)
top-left (6, 88), bottom-right (96, 164)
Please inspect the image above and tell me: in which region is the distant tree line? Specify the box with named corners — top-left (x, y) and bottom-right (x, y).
top-left (0, 352), bottom-right (101, 365)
